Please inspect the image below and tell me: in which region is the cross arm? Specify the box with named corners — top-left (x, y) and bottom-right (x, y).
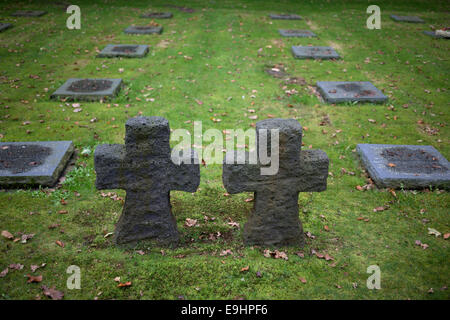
top-left (94, 144), bottom-right (126, 190)
top-left (169, 149), bottom-right (200, 192)
top-left (223, 149), bottom-right (329, 193)
top-left (223, 151), bottom-right (260, 193)
top-left (296, 149), bottom-right (329, 192)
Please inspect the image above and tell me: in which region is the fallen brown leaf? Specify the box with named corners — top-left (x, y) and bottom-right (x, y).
top-left (1, 230), bottom-right (14, 240)
top-left (55, 240), bottom-right (65, 248)
top-left (240, 266), bottom-right (249, 272)
top-left (0, 268), bottom-right (8, 278)
top-left (26, 274), bottom-right (43, 283)
top-left (117, 281), bottom-right (132, 288)
top-left (41, 285), bottom-right (64, 300)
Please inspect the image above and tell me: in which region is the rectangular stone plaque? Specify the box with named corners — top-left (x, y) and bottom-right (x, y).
top-left (97, 44), bottom-right (149, 58)
top-left (292, 46), bottom-right (340, 59)
top-left (390, 14), bottom-right (424, 23)
top-left (423, 31), bottom-right (449, 39)
top-left (269, 14), bottom-right (302, 20)
top-left (279, 29), bottom-right (316, 37)
top-left (141, 12), bottom-right (173, 19)
top-left (316, 81), bottom-right (388, 104)
top-left (50, 78), bottom-right (122, 101)
top-left (0, 141), bottom-right (74, 187)
top-left (124, 26), bottom-right (163, 35)
top-left (357, 144), bottom-right (450, 189)
top-left (10, 10), bottom-right (47, 17)
top-left (0, 23), bottom-right (12, 32)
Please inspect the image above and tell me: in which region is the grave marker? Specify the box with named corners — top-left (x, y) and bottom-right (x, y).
top-left (10, 10), bottom-right (47, 17)
top-left (94, 117), bottom-right (200, 244)
top-left (357, 144), bottom-right (450, 189)
top-left (269, 14), bottom-right (302, 20)
top-left (390, 15), bottom-right (424, 23)
top-left (51, 78), bottom-right (122, 101)
top-left (141, 12), bottom-right (173, 19)
top-left (124, 25), bottom-right (163, 35)
top-left (223, 119), bottom-right (329, 247)
top-left (316, 81), bottom-right (388, 104)
top-left (292, 46), bottom-right (340, 59)
top-left (97, 44), bottom-right (149, 58)
top-left (423, 31), bottom-right (449, 39)
top-left (0, 23), bottom-right (12, 32)
top-left (279, 29), bottom-right (316, 37)
top-left (0, 141), bottom-right (74, 187)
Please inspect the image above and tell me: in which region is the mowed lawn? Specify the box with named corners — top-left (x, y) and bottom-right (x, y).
top-left (0, 0), bottom-right (449, 300)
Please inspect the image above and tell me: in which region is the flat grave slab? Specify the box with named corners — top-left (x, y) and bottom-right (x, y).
top-left (50, 78), bottom-right (122, 101)
top-left (357, 144), bottom-right (450, 189)
top-left (0, 23), bottom-right (12, 32)
top-left (141, 12), bottom-right (173, 19)
top-left (0, 141), bottom-right (74, 187)
top-left (423, 31), bottom-right (449, 39)
top-left (269, 13), bottom-right (302, 20)
top-left (316, 81), bottom-right (388, 104)
top-left (279, 29), bottom-right (316, 37)
top-left (390, 14), bottom-right (424, 23)
top-left (124, 25), bottom-right (163, 35)
top-left (97, 44), bottom-right (149, 58)
top-left (10, 10), bottom-right (47, 17)
top-left (292, 46), bottom-right (340, 59)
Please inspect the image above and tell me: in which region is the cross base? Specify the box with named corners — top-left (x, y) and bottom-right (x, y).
top-left (243, 188), bottom-right (304, 247)
top-left (113, 190), bottom-right (180, 245)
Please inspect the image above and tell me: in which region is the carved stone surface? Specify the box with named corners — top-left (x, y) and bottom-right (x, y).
top-left (141, 12), bottom-right (173, 19)
top-left (10, 10), bottom-right (47, 17)
top-left (97, 44), bottom-right (149, 58)
top-left (50, 78), bottom-right (122, 101)
top-left (279, 29), bottom-right (316, 37)
top-left (316, 81), bottom-right (388, 104)
top-left (269, 14), bottom-right (302, 20)
top-left (423, 31), bottom-right (449, 39)
top-left (223, 119), bottom-right (329, 247)
top-left (124, 26), bottom-right (163, 34)
top-left (0, 141), bottom-right (73, 187)
top-left (94, 116), bottom-right (200, 245)
top-left (292, 46), bottom-right (340, 59)
top-left (0, 23), bottom-right (12, 32)
top-left (390, 14), bottom-right (424, 23)
top-left (357, 144), bottom-right (450, 189)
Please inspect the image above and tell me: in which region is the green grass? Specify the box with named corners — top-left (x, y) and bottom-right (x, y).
top-left (0, 0), bottom-right (449, 300)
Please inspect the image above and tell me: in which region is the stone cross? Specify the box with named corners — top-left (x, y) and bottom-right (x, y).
top-left (223, 119), bottom-right (329, 247)
top-left (94, 116), bottom-right (200, 245)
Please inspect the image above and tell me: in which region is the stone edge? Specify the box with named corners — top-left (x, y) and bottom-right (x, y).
top-left (0, 141), bottom-right (74, 187)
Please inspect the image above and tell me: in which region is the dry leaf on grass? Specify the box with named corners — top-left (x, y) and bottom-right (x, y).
top-left (240, 266), bottom-right (249, 272)
top-left (428, 228), bottom-right (441, 237)
top-left (117, 281), bottom-right (132, 288)
top-left (185, 218), bottom-right (197, 227)
top-left (26, 274), bottom-right (43, 283)
top-left (41, 285), bottom-right (64, 300)
top-left (1, 230), bottom-right (14, 240)
top-left (0, 268), bottom-right (8, 278)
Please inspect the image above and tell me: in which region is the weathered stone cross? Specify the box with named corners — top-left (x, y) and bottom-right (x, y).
top-left (223, 118), bottom-right (329, 247)
top-left (94, 116), bottom-right (200, 245)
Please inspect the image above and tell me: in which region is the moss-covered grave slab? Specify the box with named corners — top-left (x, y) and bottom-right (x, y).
top-left (0, 141), bottom-right (74, 187)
